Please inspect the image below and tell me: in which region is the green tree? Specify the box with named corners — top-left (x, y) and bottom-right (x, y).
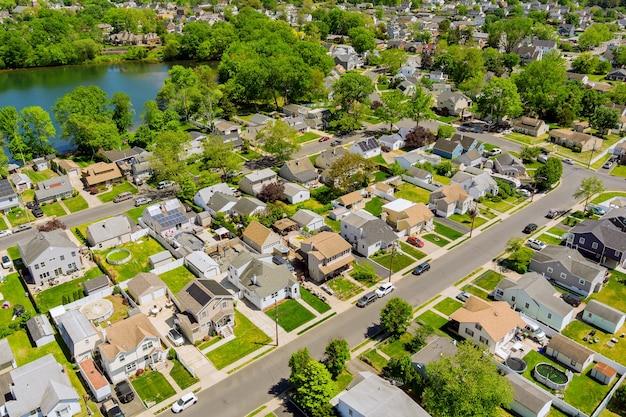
top-left (574, 177), bottom-right (605, 211)
top-left (406, 87), bottom-right (435, 129)
top-left (476, 77), bottom-right (522, 124)
top-left (376, 90), bottom-right (407, 132)
top-left (380, 48), bottom-right (407, 74)
top-left (258, 120), bottom-right (300, 162)
top-left (590, 107), bottom-right (619, 137)
top-left (331, 72), bottom-right (374, 133)
top-left (437, 125), bottom-right (455, 139)
top-left (380, 297), bottom-right (412, 338)
top-left (506, 237), bottom-right (526, 253)
top-left (609, 83), bottom-right (626, 105)
top-left (519, 146), bottom-right (542, 162)
top-left (0, 106), bottom-right (29, 165)
top-left (111, 92), bottom-right (134, 133)
top-left (202, 136), bottom-right (243, 178)
top-left (291, 360), bottom-right (336, 417)
top-left (289, 348), bottom-right (312, 382)
top-left (326, 153), bottom-right (374, 192)
top-left (150, 130), bottom-right (188, 182)
top-left (514, 51), bottom-right (567, 118)
top-left (323, 338), bottom-right (350, 379)
top-left (579, 23), bottom-right (613, 50)
top-left (487, 17), bottom-right (533, 52)
top-left (19, 106), bottom-right (55, 158)
top-left (422, 342), bottom-right (513, 417)
top-left (348, 27), bottom-right (375, 53)
top-left (534, 157), bottom-right (562, 190)
top-left (65, 116), bottom-right (121, 157)
top-left (382, 356), bottom-right (422, 389)
top-left (54, 86), bottom-right (111, 136)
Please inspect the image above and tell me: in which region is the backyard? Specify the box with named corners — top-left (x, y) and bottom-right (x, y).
top-left (98, 181), bottom-right (138, 203)
top-left (6, 207), bottom-right (34, 226)
top-left (371, 251), bottom-right (415, 273)
top-left (395, 183), bottom-right (430, 204)
top-left (0, 273), bottom-right (36, 325)
top-left (327, 277), bottom-right (362, 301)
top-left (564, 366), bottom-right (618, 415)
top-left (563, 320), bottom-right (626, 366)
top-left (94, 237), bottom-right (164, 282)
top-left (265, 299), bottom-right (315, 332)
top-left (159, 266), bottom-right (195, 293)
top-left (35, 267), bottom-right (104, 313)
top-left (300, 288), bottom-right (331, 314)
top-left (589, 271), bottom-right (626, 313)
top-left (169, 359), bottom-right (198, 390)
top-left (364, 197), bottom-right (384, 216)
top-left (63, 195), bottom-right (89, 213)
top-left (23, 168), bottom-right (57, 183)
top-left (131, 370), bottom-right (176, 406)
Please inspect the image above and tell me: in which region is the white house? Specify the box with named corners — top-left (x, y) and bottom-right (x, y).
top-left (582, 300), bottom-right (626, 334)
top-left (341, 210), bottom-right (398, 257)
top-left (291, 209), bottom-right (325, 231)
top-left (55, 309), bottom-right (100, 361)
top-left (350, 138), bottom-right (381, 159)
top-left (19, 231), bottom-right (83, 286)
top-left (126, 273), bottom-right (167, 305)
top-left (379, 133), bottom-right (404, 151)
top-left (282, 182), bottom-right (310, 204)
top-left (142, 199), bottom-right (193, 238)
top-left (194, 183), bottom-right (236, 211)
top-left (86, 216), bottom-right (132, 249)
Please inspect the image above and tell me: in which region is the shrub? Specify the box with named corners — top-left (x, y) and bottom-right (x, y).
top-left (167, 348), bottom-right (177, 360)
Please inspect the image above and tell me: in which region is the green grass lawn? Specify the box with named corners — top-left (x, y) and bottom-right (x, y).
top-left (206, 310), bottom-right (272, 370)
top-left (97, 181), bottom-right (138, 203)
top-left (563, 320), bottom-right (626, 366)
top-left (373, 171), bottom-right (390, 182)
top-left (350, 262), bottom-right (382, 287)
top-left (433, 174), bottom-right (451, 185)
top-left (295, 198), bottom-right (331, 215)
top-left (364, 197), bottom-right (384, 216)
top-left (547, 227), bottom-right (567, 237)
top-left (474, 270), bottom-right (504, 291)
top-left (449, 213), bottom-right (488, 229)
top-left (169, 359), bottom-right (198, 390)
top-left (63, 195), bottom-right (89, 213)
top-left (21, 189), bottom-right (35, 203)
top-left (434, 221), bottom-right (464, 240)
top-left (422, 233), bottom-right (450, 247)
top-left (416, 310), bottom-right (449, 330)
top-left (371, 154), bottom-right (388, 166)
top-left (462, 284), bottom-right (490, 300)
top-left (379, 332), bottom-right (413, 359)
top-left (591, 191), bottom-right (626, 204)
top-left (41, 201), bottom-right (67, 217)
top-left (240, 148), bottom-right (262, 160)
top-left (610, 164), bottom-right (626, 178)
top-left (360, 349), bottom-right (388, 372)
top-left (328, 277), bottom-right (362, 300)
top-left (504, 132), bottom-right (548, 145)
top-left (196, 336), bottom-right (221, 351)
top-left (6, 207), bottom-right (34, 226)
top-left (23, 168), bottom-right (57, 183)
top-left (0, 216), bottom-right (8, 231)
top-left (94, 237), bottom-right (164, 282)
top-left (433, 298), bottom-right (463, 316)
top-left (549, 134), bottom-right (621, 165)
top-left (537, 233), bottom-right (563, 246)
top-left (125, 205), bottom-right (148, 223)
top-left (35, 267), bottom-right (103, 313)
top-left (371, 252), bottom-right (415, 272)
top-left (399, 242), bottom-right (426, 260)
top-left (588, 271), bottom-right (626, 312)
top-left (565, 366), bottom-right (617, 415)
top-left (395, 183), bottom-right (430, 204)
top-left (300, 288), bottom-right (331, 314)
top-left (296, 132), bottom-right (320, 143)
top-left (7, 246), bottom-right (20, 260)
top-left (0, 273), bottom-right (35, 325)
top-left (159, 266), bottom-right (195, 293)
top-left (324, 218), bottom-right (340, 232)
top-left (333, 370), bottom-right (353, 395)
top-left (265, 299), bottom-right (315, 332)
top-left (131, 371), bottom-right (176, 405)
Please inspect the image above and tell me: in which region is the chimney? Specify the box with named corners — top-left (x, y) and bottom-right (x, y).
top-left (251, 275), bottom-right (257, 285)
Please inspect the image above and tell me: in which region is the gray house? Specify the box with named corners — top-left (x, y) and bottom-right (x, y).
top-left (451, 169), bottom-right (498, 200)
top-left (279, 158), bottom-right (318, 185)
top-left (56, 310), bottom-right (100, 361)
top-left (86, 216), bottom-right (132, 249)
top-left (19, 231), bottom-right (83, 286)
top-left (582, 300), bottom-right (626, 334)
top-left (34, 175), bottom-right (73, 204)
top-left (0, 339), bottom-right (15, 375)
top-left (545, 333), bottom-right (594, 372)
top-left (0, 179), bottom-right (19, 213)
top-left (26, 315), bottom-right (55, 347)
top-left (529, 245), bottom-right (607, 297)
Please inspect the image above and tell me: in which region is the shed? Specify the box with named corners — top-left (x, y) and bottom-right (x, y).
top-left (82, 275), bottom-right (110, 295)
top-left (582, 300), bottom-right (626, 334)
top-left (79, 358), bottom-right (111, 402)
top-left (26, 315), bottom-right (55, 347)
top-left (545, 334), bottom-right (594, 372)
top-left (149, 251), bottom-right (174, 269)
top-left (127, 272), bottom-right (167, 305)
top-left (590, 362), bottom-right (617, 385)
top-left (185, 251), bottom-right (220, 279)
top-left (0, 338), bottom-right (15, 374)
top-left (505, 374), bottom-right (552, 417)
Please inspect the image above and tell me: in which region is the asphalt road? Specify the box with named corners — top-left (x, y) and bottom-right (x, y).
top-left (164, 166), bottom-right (624, 417)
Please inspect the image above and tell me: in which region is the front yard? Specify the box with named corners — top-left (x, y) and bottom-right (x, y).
top-left (6, 207), bottom-right (34, 226)
top-left (296, 131), bottom-right (321, 143)
top-left (41, 201), bottom-right (67, 217)
top-left (159, 266), bottom-right (195, 293)
top-left (265, 299), bottom-right (315, 332)
top-left (434, 221), bottom-right (464, 240)
top-left (63, 195), bottom-right (89, 213)
top-left (433, 298), bottom-right (463, 316)
top-left (473, 270), bottom-right (504, 292)
top-left (422, 233), bottom-right (450, 247)
top-left (94, 237), bottom-right (164, 282)
top-left (399, 242), bottom-right (426, 260)
top-left (416, 310), bottom-right (449, 331)
top-left (328, 277), bottom-right (362, 300)
top-left (371, 251), bottom-right (415, 273)
top-left (449, 212), bottom-right (488, 229)
top-left (395, 183), bottom-right (430, 204)
top-left (0, 273), bottom-right (35, 325)
top-left (610, 164), bottom-right (626, 178)
top-left (505, 132), bottom-right (548, 145)
top-left (169, 359), bottom-right (198, 390)
top-left (300, 288), bottom-right (331, 314)
top-left (563, 320), bottom-right (626, 366)
top-left (131, 371), bottom-right (176, 406)
top-left (592, 191), bottom-right (626, 205)
top-left (97, 181), bottom-right (138, 203)
top-left (35, 267), bottom-right (104, 313)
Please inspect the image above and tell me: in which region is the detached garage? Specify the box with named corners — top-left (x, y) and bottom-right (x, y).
top-left (127, 272), bottom-right (167, 305)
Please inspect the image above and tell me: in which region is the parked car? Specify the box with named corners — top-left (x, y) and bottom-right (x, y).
top-left (171, 393), bottom-right (198, 414)
top-left (562, 293), bottom-right (582, 307)
top-left (330, 140), bottom-right (342, 147)
top-left (526, 239), bottom-right (547, 251)
top-left (518, 189), bottom-right (531, 198)
top-left (167, 328), bottom-right (184, 347)
top-left (375, 282), bottom-right (395, 298)
top-left (13, 224), bottom-right (32, 233)
top-left (318, 136), bottom-right (330, 142)
top-left (456, 291), bottom-right (470, 302)
top-left (563, 158), bottom-right (574, 165)
top-left (113, 192), bottom-right (133, 203)
top-left (589, 205), bottom-right (606, 215)
top-left (537, 154), bottom-right (548, 163)
top-left (32, 206), bottom-right (43, 218)
top-left (25, 201), bottom-right (37, 209)
top-left (523, 223), bottom-right (538, 234)
top-left (546, 209), bottom-right (569, 219)
top-left (406, 236), bottom-right (424, 248)
top-left (114, 381), bottom-right (134, 404)
top-left (1, 256), bottom-right (12, 269)
top-left (357, 291), bottom-right (378, 308)
top-left (157, 180), bottom-right (175, 190)
top-left (603, 160), bottom-right (614, 169)
top-left (486, 148), bottom-right (502, 157)
top-left (134, 197), bottom-right (152, 206)
top-left (320, 284), bottom-right (334, 296)
top-left (0, 230), bottom-right (12, 238)
top-left (412, 262), bottom-right (431, 275)
top-left (101, 400), bottom-right (124, 417)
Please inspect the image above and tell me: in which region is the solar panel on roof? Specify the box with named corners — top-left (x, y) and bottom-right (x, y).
top-left (200, 280), bottom-right (231, 296)
top-left (187, 283), bottom-right (212, 305)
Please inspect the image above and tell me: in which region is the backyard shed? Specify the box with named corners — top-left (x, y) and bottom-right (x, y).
top-left (26, 315), bottom-right (55, 347)
top-left (590, 362), bottom-right (617, 385)
top-left (545, 334), bottom-right (594, 372)
top-left (126, 272), bottom-right (167, 305)
top-left (582, 300), bottom-right (626, 334)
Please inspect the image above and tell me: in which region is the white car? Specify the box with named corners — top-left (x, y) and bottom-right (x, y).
top-left (171, 393), bottom-right (197, 413)
top-left (0, 230), bottom-right (12, 238)
top-left (167, 328), bottom-right (184, 347)
top-left (134, 197), bottom-right (152, 206)
top-left (375, 282), bottom-right (395, 298)
top-left (518, 189), bottom-right (531, 198)
top-left (489, 148), bottom-right (502, 156)
top-left (563, 158), bottom-right (574, 165)
top-left (1, 256), bottom-right (12, 269)
top-left (527, 239), bottom-right (547, 251)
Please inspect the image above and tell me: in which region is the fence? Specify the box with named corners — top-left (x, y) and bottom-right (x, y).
top-left (401, 174), bottom-right (441, 192)
top-left (150, 258), bottom-right (185, 275)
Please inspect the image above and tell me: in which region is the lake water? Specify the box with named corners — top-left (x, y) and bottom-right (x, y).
top-left (0, 62), bottom-right (177, 154)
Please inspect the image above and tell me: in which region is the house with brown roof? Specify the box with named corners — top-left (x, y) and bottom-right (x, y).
top-left (512, 117), bottom-right (548, 137)
top-left (242, 221), bottom-right (282, 254)
top-left (549, 129), bottom-right (603, 152)
top-left (97, 313), bottom-right (163, 384)
top-left (335, 191), bottom-right (365, 211)
top-left (81, 162), bottom-right (123, 188)
top-left (450, 296), bottom-right (525, 356)
top-left (301, 231), bottom-right (354, 282)
top-left (381, 198), bottom-right (433, 236)
top-left (429, 183), bottom-right (472, 217)
top-left (545, 333), bottom-right (594, 372)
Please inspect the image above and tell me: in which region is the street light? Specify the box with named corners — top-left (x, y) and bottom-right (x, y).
top-left (387, 242), bottom-right (397, 283)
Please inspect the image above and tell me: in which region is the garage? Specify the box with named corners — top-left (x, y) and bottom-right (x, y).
top-left (126, 272), bottom-right (167, 305)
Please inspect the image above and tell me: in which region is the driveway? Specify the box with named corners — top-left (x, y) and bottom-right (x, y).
top-left (67, 171), bottom-right (101, 208)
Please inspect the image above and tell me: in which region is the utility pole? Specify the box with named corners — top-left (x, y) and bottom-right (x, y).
top-left (387, 242), bottom-right (397, 283)
top-left (274, 298), bottom-right (279, 347)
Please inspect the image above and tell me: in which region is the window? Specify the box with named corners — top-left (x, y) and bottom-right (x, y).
top-left (570, 359), bottom-right (577, 366)
top-left (547, 267), bottom-right (553, 274)
top-left (511, 296), bottom-right (516, 302)
top-left (119, 354), bottom-right (125, 362)
top-left (475, 323), bottom-right (482, 331)
top-left (579, 278), bottom-right (586, 285)
top-left (125, 362), bottom-right (136, 372)
top-left (525, 303), bottom-right (530, 309)
top-left (71, 251), bottom-right (76, 257)
top-left (479, 336), bottom-right (489, 345)
top-left (464, 328), bottom-right (474, 337)
top-left (60, 255), bottom-right (65, 261)
top-left (34, 264), bottom-right (39, 270)
top-left (579, 237), bottom-right (585, 245)
top-left (616, 251), bottom-right (622, 258)
top-left (143, 341), bottom-right (153, 351)
top-left (591, 242), bottom-right (598, 250)
top-left (560, 272), bottom-right (567, 279)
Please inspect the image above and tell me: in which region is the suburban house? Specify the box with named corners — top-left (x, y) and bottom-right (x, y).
top-left (382, 199), bottom-right (434, 236)
top-left (429, 183), bottom-right (472, 218)
top-left (436, 90), bottom-right (471, 117)
top-left (0, 354), bottom-right (80, 417)
top-left (99, 146), bottom-right (145, 165)
top-left (206, 192), bottom-right (239, 217)
top-left (231, 196), bottom-right (266, 218)
top-left (411, 336), bottom-right (458, 378)
top-left (582, 300), bottom-right (625, 334)
top-left (549, 129), bottom-right (603, 152)
top-left (81, 162), bottom-right (123, 189)
top-left (19, 231), bottom-right (83, 286)
top-left (239, 169), bottom-right (278, 196)
top-left (545, 333), bottom-right (594, 373)
top-left (126, 272), bottom-right (167, 305)
top-left (492, 153), bottom-right (527, 178)
top-left (314, 147), bottom-right (348, 170)
top-left (505, 374), bottom-right (552, 417)
top-left (432, 138), bottom-right (464, 160)
top-left (454, 149), bottom-right (484, 169)
top-left (350, 138), bottom-right (381, 159)
top-left (530, 245), bottom-right (607, 296)
top-left (336, 191), bottom-right (366, 211)
top-left (174, 279), bottom-right (235, 343)
top-left (9, 173), bottom-right (31, 193)
top-left (82, 275), bottom-right (110, 295)
top-left (405, 167), bottom-right (433, 184)
top-left (333, 372), bottom-right (432, 417)
top-left (451, 169), bottom-right (498, 200)
top-left (184, 251), bottom-right (220, 279)
top-left (493, 273), bottom-right (575, 331)
top-left (450, 296), bottom-right (525, 357)
top-left (301, 232), bottom-right (354, 282)
top-left (78, 358), bottom-right (111, 402)
top-left (606, 68), bottom-right (626, 81)
top-left (292, 209), bottom-right (325, 231)
top-left (341, 210), bottom-right (398, 257)
top-left (26, 315), bottom-right (55, 347)
top-left (130, 151), bottom-right (153, 185)
top-left (227, 252), bottom-right (299, 310)
top-left (193, 183), bottom-right (236, 211)
top-left (32, 157), bottom-right (49, 171)
top-left (452, 133), bottom-right (483, 154)
top-left (34, 175), bottom-right (73, 204)
top-left (395, 150), bottom-right (441, 169)
top-left (0, 179), bottom-right (19, 213)
top-left (379, 133), bottom-right (404, 151)
top-left (282, 182), bottom-right (310, 204)
top-left (56, 309), bottom-right (100, 361)
top-left (86, 215), bottom-right (132, 249)
top-left (566, 209), bottom-right (626, 268)
top-left (98, 313), bottom-right (164, 384)
top-left (279, 158), bottom-right (318, 186)
top-left (213, 119), bottom-right (242, 147)
top-left (242, 221), bottom-right (282, 254)
top-left (512, 117), bottom-right (549, 137)
top-left (142, 199), bottom-right (193, 238)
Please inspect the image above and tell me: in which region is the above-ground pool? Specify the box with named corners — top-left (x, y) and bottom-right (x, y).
top-left (533, 363), bottom-right (571, 390)
top-left (505, 357), bottom-right (527, 374)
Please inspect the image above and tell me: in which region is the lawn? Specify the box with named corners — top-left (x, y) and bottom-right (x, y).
top-left (433, 298), bottom-right (463, 316)
top-left (35, 267), bottom-right (104, 313)
top-left (296, 132), bottom-right (320, 143)
top-left (360, 349), bottom-right (388, 372)
top-left (521, 350), bottom-right (564, 385)
top-left (504, 132), bottom-right (548, 145)
top-left (23, 168), bottom-right (57, 183)
top-left (131, 371), bottom-right (176, 406)
top-left (300, 288), bottom-right (331, 314)
top-left (206, 310), bottom-right (272, 370)
top-left (563, 320), bottom-right (626, 366)
top-left (399, 242), bottom-right (426, 260)
top-left (21, 189), bottom-right (35, 203)
top-left (547, 227), bottom-right (567, 237)
top-left (589, 271), bottom-right (626, 313)
top-left (97, 181), bottom-right (138, 203)
top-left (564, 366), bottom-right (617, 415)
top-left (6, 207), bottom-right (34, 226)
top-left (373, 171), bottom-right (390, 182)
top-left (371, 154), bottom-right (388, 166)
top-left (103, 294), bottom-right (129, 325)
top-left (0, 216), bottom-right (8, 231)
top-left (41, 201), bottom-right (67, 217)
top-left (416, 310), bottom-right (449, 330)
top-left (364, 197), bottom-right (384, 216)
top-left (63, 195), bottom-right (89, 213)
top-left (591, 191), bottom-right (626, 205)
top-left (371, 251), bottom-right (414, 273)
top-left (0, 273), bottom-right (36, 325)
top-left (7, 246), bottom-right (20, 260)
top-left (295, 198), bottom-right (331, 215)
top-left (159, 266), bottom-right (195, 293)
top-left (474, 270), bottom-right (504, 291)
top-left (350, 262), bottom-right (382, 287)
top-left (324, 218), bottom-right (340, 232)
top-left (549, 134), bottom-right (621, 165)
top-left (125, 205), bottom-right (148, 223)
top-left (240, 148), bottom-right (261, 160)
top-left (449, 213), bottom-right (488, 229)
top-left (422, 233), bottom-right (450, 247)
top-left (379, 332), bottom-right (413, 359)
top-left (169, 359), bottom-right (198, 390)
top-left (94, 237), bottom-right (164, 282)
top-left (537, 233), bottom-right (563, 246)
top-left (434, 221), bottom-right (464, 240)
top-left (610, 164), bottom-right (626, 178)
top-left (395, 183), bottom-right (430, 204)
top-left (328, 277), bottom-right (362, 300)
top-left (333, 370), bottom-right (353, 395)
top-left (462, 284), bottom-right (490, 300)
top-left (265, 299), bottom-right (315, 332)
top-left (433, 174), bottom-right (451, 185)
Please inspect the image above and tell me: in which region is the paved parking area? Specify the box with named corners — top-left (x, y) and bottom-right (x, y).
top-left (113, 385), bottom-right (146, 417)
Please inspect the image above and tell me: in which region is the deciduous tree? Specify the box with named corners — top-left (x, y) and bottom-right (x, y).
top-left (380, 297), bottom-right (412, 337)
top-left (202, 136), bottom-right (242, 178)
top-left (258, 120), bottom-right (300, 162)
top-left (327, 153), bottom-right (374, 193)
top-left (258, 182), bottom-right (285, 203)
top-left (111, 92), bottom-right (134, 133)
top-left (574, 177), bottom-right (605, 211)
top-left (534, 157), bottom-right (562, 190)
top-left (291, 360), bottom-right (336, 417)
top-left (476, 77), bottom-right (522, 124)
top-left (406, 87), bottom-right (435, 129)
top-left (323, 338), bottom-right (350, 379)
top-left (375, 90), bottom-right (407, 132)
top-left (590, 107), bottom-right (619, 137)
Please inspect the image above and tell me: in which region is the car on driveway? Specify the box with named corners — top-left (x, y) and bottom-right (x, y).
top-left (589, 205), bottom-right (606, 215)
top-left (523, 223), bottom-right (538, 234)
top-left (406, 236), bottom-right (424, 248)
top-left (157, 180), bottom-right (175, 190)
top-left (356, 291), bottom-right (378, 308)
top-left (0, 230), bottom-right (12, 238)
top-left (32, 206), bottom-right (43, 217)
top-left (114, 381), bottom-right (134, 404)
top-left (518, 189), bottom-right (531, 198)
top-left (526, 239), bottom-right (547, 251)
top-left (318, 136), bottom-right (330, 142)
top-left (171, 393), bottom-right (198, 414)
top-left (167, 328), bottom-right (184, 347)
top-left (546, 209), bottom-right (569, 219)
top-left (562, 293), bottom-right (582, 307)
top-left (456, 291), bottom-right (470, 302)
top-left (102, 399), bottom-right (124, 417)
top-left (1, 256), bottom-right (12, 269)
top-left (412, 262), bottom-right (430, 275)
top-left (375, 282), bottom-right (395, 298)
top-left (603, 160), bottom-right (614, 169)
top-left (113, 192), bottom-right (133, 203)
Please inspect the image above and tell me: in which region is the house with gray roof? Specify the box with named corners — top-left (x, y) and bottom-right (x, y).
top-left (566, 209), bottom-right (626, 269)
top-left (0, 354), bottom-right (80, 417)
top-left (314, 148), bottom-right (348, 170)
top-left (193, 183), bottom-right (236, 211)
top-left (34, 175), bottom-right (73, 204)
top-left (231, 196), bottom-right (266, 218)
top-left (239, 169), bottom-right (278, 196)
top-left (55, 310), bottom-right (100, 361)
top-left (436, 90), bottom-right (471, 117)
top-left (292, 209), bottom-right (325, 232)
top-left (9, 173), bottom-right (31, 193)
top-left (493, 153), bottom-right (527, 178)
top-left (82, 275), bottom-right (110, 295)
top-left (227, 252), bottom-right (299, 310)
top-left (279, 158), bottom-right (318, 185)
top-left (530, 245), bottom-right (607, 297)
top-left (395, 150), bottom-right (441, 169)
top-left (545, 333), bottom-right (594, 372)
top-left (127, 272), bottom-right (167, 305)
top-left (453, 149), bottom-right (484, 169)
top-left (19, 231), bottom-right (83, 286)
top-left (26, 315), bottom-right (55, 347)
top-left (493, 272), bottom-right (575, 331)
top-left (206, 192), bottom-right (238, 217)
top-left (0, 179), bottom-right (19, 213)
top-left (340, 210), bottom-right (398, 257)
top-left (582, 300), bottom-right (625, 334)
top-left (86, 215), bottom-right (132, 249)
top-left (282, 182), bottom-right (310, 204)
top-left (142, 198), bottom-right (193, 238)
top-left (451, 169), bottom-right (498, 200)
top-left (505, 374), bottom-right (552, 417)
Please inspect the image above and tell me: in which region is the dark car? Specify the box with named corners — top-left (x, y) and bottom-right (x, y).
top-left (356, 291), bottom-right (377, 308)
top-left (562, 293), bottom-right (582, 307)
top-left (412, 262), bottom-right (431, 275)
top-left (114, 381), bottom-right (135, 404)
top-left (32, 207), bottom-right (43, 218)
top-left (523, 223), bottom-right (538, 234)
top-left (330, 140), bottom-right (342, 147)
top-left (102, 400), bottom-right (124, 417)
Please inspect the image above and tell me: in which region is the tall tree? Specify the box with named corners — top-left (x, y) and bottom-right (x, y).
top-left (291, 360), bottom-right (336, 417)
top-left (258, 120), bottom-right (300, 162)
top-left (323, 339), bottom-right (350, 379)
top-left (475, 77), bottom-right (522, 124)
top-left (111, 92), bottom-right (134, 133)
top-left (534, 157), bottom-right (562, 190)
top-left (406, 87), bottom-right (435, 129)
top-left (590, 107), bottom-right (619, 137)
top-left (379, 48), bottom-right (407, 74)
top-left (0, 106), bottom-right (28, 165)
top-left (289, 348), bottom-right (312, 382)
top-left (331, 72), bottom-right (374, 133)
top-left (19, 106), bottom-right (55, 157)
top-left (54, 86), bottom-right (111, 136)
top-left (574, 177), bottom-right (605, 211)
top-left (514, 51), bottom-right (567, 118)
top-left (375, 90), bottom-right (407, 132)
top-left (202, 136), bottom-right (242, 178)
top-left (380, 297), bottom-right (413, 337)
top-left (326, 153), bottom-right (374, 192)
top-left (150, 130), bottom-right (188, 182)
